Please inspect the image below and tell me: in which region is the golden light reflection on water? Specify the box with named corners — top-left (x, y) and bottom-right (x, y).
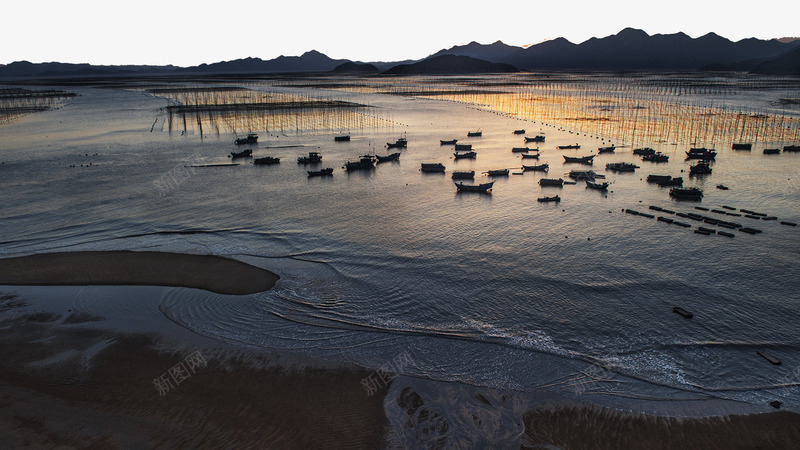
top-left (147, 86), bottom-right (394, 137)
top-left (277, 74), bottom-right (800, 148)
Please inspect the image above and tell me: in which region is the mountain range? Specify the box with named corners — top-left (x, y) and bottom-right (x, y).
top-left (2, 28), bottom-right (799, 78)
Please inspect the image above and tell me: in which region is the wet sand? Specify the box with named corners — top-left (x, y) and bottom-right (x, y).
top-left (0, 309), bottom-right (389, 448)
top-left (0, 251), bottom-right (279, 295)
top-left (521, 404), bottom-right (800, 449)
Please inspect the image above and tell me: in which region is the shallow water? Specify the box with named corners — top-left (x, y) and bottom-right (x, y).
top-left (1, 74), bottom-right (800, 430)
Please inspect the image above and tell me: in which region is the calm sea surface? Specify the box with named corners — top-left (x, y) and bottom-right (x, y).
top-left (2, 74), bottom-right (800, 440)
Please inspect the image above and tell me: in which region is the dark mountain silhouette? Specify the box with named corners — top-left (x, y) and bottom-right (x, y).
top-left (750, 45), bottom-right (800, 75)
top-left (331, 62), bottom-right (379, 73)
top-left (0, 61), bottom-right (176, 78)
top-left (428, 40), bottom-right (521, 63)
top-left (183, 51), bottom-right (348, 74)
top-left (384, 55), bottom-right (518, 75)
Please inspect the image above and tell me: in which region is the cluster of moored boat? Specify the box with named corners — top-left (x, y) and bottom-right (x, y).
top-left (733, 143), bottom-right (799, 154)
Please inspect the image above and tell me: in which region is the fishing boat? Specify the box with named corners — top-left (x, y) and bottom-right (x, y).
top-left (452, 170), bottom-right (475, 179)
top-left (521, 153), bottom-right (540, 159)
top-left (658, 177), bottom-right (683, 187)
top-left (334, 135), bottom-right (350, 142)
top-left (485, 169), bottom-right (509, 176)
top-left (598, 146), bottom-right (616, 153)
top-left (297, 152), bottom-right (322, 164)
top-left (685, 148), bottom-right (717, 160)
top-left (568, 170), bottom-right (597, 181)
top-left (253, 156), bottom-right (280, 165)
top-left (784, 145), bottom-right (800, 152)
top-left (563, 155), bottom-right (594, 164)
top-left (453, 151), bottom-right (477, 159)
top-left (633, 147), bottom-right (656, 156)
top-left (421, 163), bottom-right (446, 173)
top-left (467, 130), bottom-right (482, 137)
top-left (586, 180), bottom-right (609, 190)
top-left (538, 195), bottom-right (560, 202)
top-left (689, 160), bottom-right (712, 174)
top-left (732, 143), bottom-right (752, 150)
top-left (525, 135), bottom-right (545, 143)
top-left (230, 149), bottom-right (253, 158)
top-left (344, 155), bottom-right (376, 171)
top-left (647, 174), bottom-right (672, 183)
top-left (234, 133), bottom-right (258, 145)
top-left (670, 187), bottom-right (703, 199)
top-left (307, 168), bottom-right (333, 177)
top-left (455, 181), bottom-right (494, 192)
top-left (606, 162), bottom-right (639, 172)
top-left (673, 306), bottom-right (693, 318)
top-left (387, 138), bottom-right (408, 148)
top-left (512, 147), bottom-right (531, 153)
top-left (522, 163), bottom-right (548, 172)
top-left (539, 178), bottom-right (564, 187)
top-left (558, 144), bottom-right (581, 149)
top-left (513, 129), bottom-right (526, 134)
top-left (376, 152), bottom-right (401, 162)
top-left (716, 184), bottom-right (729, 190)
top-left (455, 143), bottom-right (473, 150)
top-left (440, 139), bottom-right (458, 145)
top-left (763, 148), bottom-right (780, 154)
top-left (642, 152), bottom-right (669, 162)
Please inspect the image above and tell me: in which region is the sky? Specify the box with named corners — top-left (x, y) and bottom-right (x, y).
top-left (3, 0), bottom-right (798, 66)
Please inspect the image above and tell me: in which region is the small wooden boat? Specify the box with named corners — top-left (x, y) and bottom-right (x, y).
top-left (563, 180), bottom-right (577, 185)
top-left (642, 152), bottom-right (669, 162)
top-left (689, 160), bottom-right (712, 174)
top-left (512, 147), bottom-right (531, 153)
top-left (670, 187), bottom-right (703, 199)
top-left (334, 135), bottom-right (351, 142)
top-left (784, 145), bottom-right (800, 152)
top-left (440, 139), bottom-right (458, 145)
top-left (686, 148), bottom-right (717, 160)
top-left (672, 306), bottom-right (693, 318)
top-left (297, 152), bottom-right (322, 164)
top-left (454, 143), bottom-right (473, 150)
top-left (757, 350), bottom-right (781, 365)
top-left (307, 168), bottom-right (333, 177)
top-left (421, 163), bottom-right (445, 173)
top-left (658, 177), bottom-right (683, 187)
top-left (485, 169), bottom-right (509, 176)
top-left (558, 144), bottom-right (581, 149)
top-left (453, 151), bottom-right (477, 159)
top-left (716, 184), bottom-right (729, 190)
top-left (647, 174), bottom-right (672, 183)
top-left (520, 153), bottom-right (540, 159)
top-left (539, 178), bottom-right (564, 187)
top-left (763, 148), bottom-right (780, 154)
top-left (569, 170), bottom-right (597, 181)
top-left (597, 146), bottom-right (616, 153)
top-left (513, 129), bottom-right (526, 134)
top-left (455, 181), bottom-right (494, 192)
top-left (585, 180), bottom-right (609, 190)
top-left (452, 170), bottom-right (475, 179)
top-left (376, 152), bottom-right (400, 162)
top-left (525, 135), bottom-right (545, 143)
top-left (231, 149), bottom-right (253, 158)
top-left (467, 131), bottom-right (482, 137)
top-left (606, 162), bottom-right (639, 172)
top-left (344, 155), bottom-right (376, 171)
top-left (522, 163), bottom-right (548, 172)
top-left (235, 133), bottom-right (258, 145)
top-left (387, 138), bottom-right (408, 148)
top-left (254, 156), bottom-right (280, 165)
top-left (633, 147), bottom-right (655, 156)
top-left (563, 155), bottom-right (594, 164)
top-left (538, 195), bottom-right (560, 203)
top-left (732, 143), bottom-right (752, 150)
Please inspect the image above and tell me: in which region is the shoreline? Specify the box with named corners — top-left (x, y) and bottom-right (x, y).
top-left (0, 251), bottom-right (279, 295)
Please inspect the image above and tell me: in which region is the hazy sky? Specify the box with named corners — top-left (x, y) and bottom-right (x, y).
top-left (4, 0), bottom-right (798, 66)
